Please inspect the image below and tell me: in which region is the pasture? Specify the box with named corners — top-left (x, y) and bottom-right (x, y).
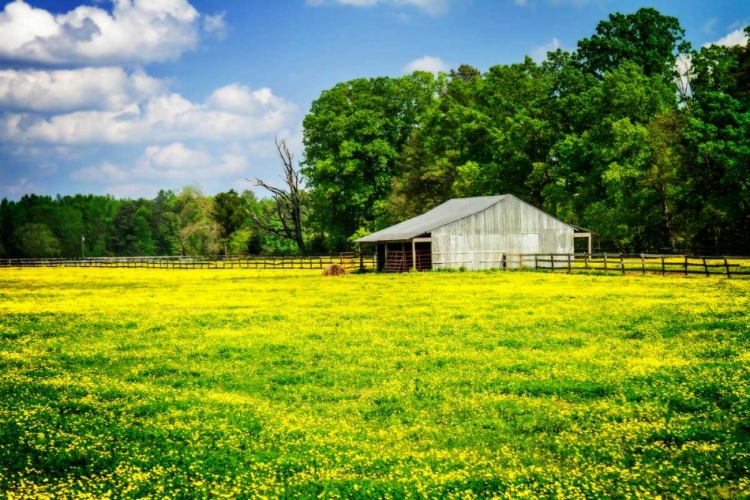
top-left (1, 268), bottom-right (749, 499)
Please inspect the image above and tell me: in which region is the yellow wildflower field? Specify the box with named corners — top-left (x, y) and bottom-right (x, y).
top-left (1, 268), bottom-right (749, 499)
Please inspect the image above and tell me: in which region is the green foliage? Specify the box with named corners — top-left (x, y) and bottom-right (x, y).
top-left (13, 223), bottom-right (60, 258)
top-left (0, 8), bottom-right (747, 256)
top-left (227, 228), bottom-right (253, 255)
top-left (212, 189), bottom-right (249, 255)
top-left (301, 7), bottom-right (749, 253)
top-left (302, 72), bottom-right (441, 248)
top-left (132, 205), bottom-right (155, 255)
top-left (576, 7), bottom-right (690, 79)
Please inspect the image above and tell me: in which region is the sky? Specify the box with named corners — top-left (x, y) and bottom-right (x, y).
top-left (0, 0), bottom-right (748, 200)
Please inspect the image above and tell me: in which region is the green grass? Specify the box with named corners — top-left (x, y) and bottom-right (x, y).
top-left (1, 268), bottom-right (749, 498)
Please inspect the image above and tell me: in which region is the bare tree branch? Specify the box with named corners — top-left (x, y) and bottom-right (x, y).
top-left (248, 137), bottom-right (306, 252)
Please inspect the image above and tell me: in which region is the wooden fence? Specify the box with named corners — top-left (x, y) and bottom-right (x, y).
top-left (507, 253), bottom-right (750, 278)
top-left (0, 253), bottom-right (377, 272)
top-left (3, 252), bottom-right (749, 277)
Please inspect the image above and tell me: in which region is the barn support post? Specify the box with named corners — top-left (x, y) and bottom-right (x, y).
top-left (411, 239), bottom-right (416, 271)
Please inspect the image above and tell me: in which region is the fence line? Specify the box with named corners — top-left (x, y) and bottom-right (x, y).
top-left (0, 253), bottom-right (377, 272)
top-left (503, 253), bottom-right (750, 278)
top-left (3, 252), bottom-right (749, 277)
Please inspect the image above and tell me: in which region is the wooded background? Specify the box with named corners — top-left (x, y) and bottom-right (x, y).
top-left (2, 8), bottom-right (749, 258)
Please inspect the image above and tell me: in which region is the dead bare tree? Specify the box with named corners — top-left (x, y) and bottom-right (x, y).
top-left (248, 138), bottom-right (306, 252)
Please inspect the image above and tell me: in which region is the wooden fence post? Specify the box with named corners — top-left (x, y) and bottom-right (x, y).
top-left (603, 253), bottom-right (608, 275)
top-left (702, 257), bottom-right (709, 277)
top-left (585, 253), bottom-right (589, 270)
top-left (620, 253), bottom-right (625, 275)
top-left (534, 255), bottom-right (537, 270)
top-left (661, 256), bottom-right (665, 277)
top-left (684, 255), bottom-right (688, 277)
top-left (641, 254), bottom-right (645, 275)
top-left (724, 257), bottom-right (731, 279)
top-left (567, 254), bottom-right (572, 274)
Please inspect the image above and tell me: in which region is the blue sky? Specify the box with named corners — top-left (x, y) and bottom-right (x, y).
top-left (0, 0), bottom-right (748, 200)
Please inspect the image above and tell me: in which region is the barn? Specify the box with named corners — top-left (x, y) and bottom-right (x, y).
top-left (356, 195), bottom-right (592, 272)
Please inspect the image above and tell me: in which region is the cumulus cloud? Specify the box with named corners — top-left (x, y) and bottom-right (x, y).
top-left (70, 144), bottom-right (250, 196)
top-left (0, 84), bottom-right (298, 145)
top-left (144, 142), bottom-right (212, 168)
top-left (0, 177), bottom-right (37, 198)
top-left (705, 26), bottom-right (749, 48)
top-left (0, 67), bottom-right (166, 113)
top-left (531, 37), bottom-right (560, 62)
top-left (403, 56), bottom-right (449, 74)
top-left (202, 11), bottom-right (227, 38)
top-left (306, 0), bottom-right (450, 15)
top-left (70, 161), bottom-right (128, 182)
top-left (0, 0), bottom-right (223, 65)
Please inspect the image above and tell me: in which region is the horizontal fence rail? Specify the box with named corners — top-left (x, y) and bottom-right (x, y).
top-left (2, 252), bottom-right (749, 277)
top-left (506, 253), bottom-right (750, 278)
top-left (0, 253), bottom-right (377, 272)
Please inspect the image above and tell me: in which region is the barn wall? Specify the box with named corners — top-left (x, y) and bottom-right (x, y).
top-left (431, 196), bottom-right (573, 270)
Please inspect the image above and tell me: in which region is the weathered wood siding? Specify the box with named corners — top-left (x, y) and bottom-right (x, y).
top-left (431, 196), bottom-right (573, 270)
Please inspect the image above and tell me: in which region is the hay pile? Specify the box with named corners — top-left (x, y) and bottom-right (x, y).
top-left (322, 263), bottom-right (348, 277)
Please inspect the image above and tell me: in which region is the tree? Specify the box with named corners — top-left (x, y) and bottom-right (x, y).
top-left (132, 205), bottom-right (155, 255)
top-left (678, 33), bottom-right (750, 253)
top-left (212, 189), bottom-right (247, 255)
top-left (52, 204), bottom-right (83, 258)
top-left (14, 223), bottom-right (60, 258)
top-left (249, 138), bottom-right (307, 253)
top-left (301, 72), bottom-right (440, 248)
top-left (175, 186), bottom-right (220, 256)
top-left (152, 190), bottom-right (181, 255)
top-left (576, 7), bottom-right (690, 80)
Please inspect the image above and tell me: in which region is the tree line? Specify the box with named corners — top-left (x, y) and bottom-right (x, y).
top-left (0, 188), bottom-right (305, 259)
top-left (2, 8), bottom-right (749, 257)
top-left (302, 8), bottom-right (750, 254)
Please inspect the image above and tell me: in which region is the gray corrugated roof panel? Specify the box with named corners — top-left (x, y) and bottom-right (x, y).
top-left (356, 195), bottom-right (509, 243)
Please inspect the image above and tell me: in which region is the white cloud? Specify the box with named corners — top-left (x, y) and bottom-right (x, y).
top-left (144, 142), bottom-right (212, 168)
top-left (1, 84), bottom-right (298, 145)
top-left (705, 26), bottom-right (749, 48)
top-left (0, 67), bottom-right (166, 113)
top-left (531, 37), bottom-right (560, 62)
top-left (0, 0), bottom-right (223, 65)
top-left (306, 0), bottom-right (450, 15)
top-left (70, 145), bottom-right (251, 197)
top-left (0, 177), bottom-right (37, 198)
top-left (70, 161), bottom-right (128, 182)
top-left (203, 11), bottom-right (227, 38)
top-left (206, 84), bottom-right (288, 114)
top-left (403, 56), bottom-right (449, 74)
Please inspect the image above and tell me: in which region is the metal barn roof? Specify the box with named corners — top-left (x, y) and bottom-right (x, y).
top-left (356, 195), bottom-right (510, 243)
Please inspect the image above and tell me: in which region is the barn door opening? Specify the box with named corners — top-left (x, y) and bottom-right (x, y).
top-left (382, 241), bottom-right (432, 273)
top-left (414, 241), bottom-right (432, 271)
